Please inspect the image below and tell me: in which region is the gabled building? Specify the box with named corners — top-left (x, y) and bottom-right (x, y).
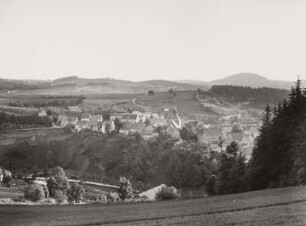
top-left (149, 118), bottom-right (166, 127)
top-left (121, 114), bottom-right (140, 123)
top-left (81, 112), bottom-right (92, 122)
top-left (68, 116), bottom-right (78, 126)
top-left (60, 116), bottom-right (69, 127)
top-left (91, 114), bottom-right (103, 122)
top-left (101, 120), bottom-right (115, 134)
top-left (87, 121), bottom-right (99, 131)
top-left (119, 122), bottom-right (132, 135)
top-left (75, 120), bottom-right (88, 132)
top-left (110, 113), bottom-right (125, 121)
top-left (165, 123), bottom-right (180, 139)
top-left (130, 122), bottom-right (146, 134)
top-left (68, 106), bottom-right (81, 113)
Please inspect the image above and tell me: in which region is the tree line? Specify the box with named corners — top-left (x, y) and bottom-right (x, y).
top-left (205, 85), bottom-right (289, 106)
top-left (9, 96), bottom-right (84, 108)
top-left (248, 78), bottom-right (306, 189)
top-left (0, 111), bottom-right (52, 128)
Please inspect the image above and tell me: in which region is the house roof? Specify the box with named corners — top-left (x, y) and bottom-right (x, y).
top-left (68, 106), bottom-right (81, 112)
top-left (68, 116), bottom-right (78, 122)
top-left (121, 114), bottom-right (138, 120)
top-left (130, 122), bottom-right (146, 132)
top-left (143, 125), bottom-right (155, 134)
top-left (110, 113), bottom-right (125, 118)
top-left (121, 122), bottom-right (133, 130)
top-left (76, 120), bottom-right (88, 126)
top-left (81, 112), bottom-right (91, 118)
top-left (131, 111), bottom-right (143, 116)
top-left (231, 132), bottom-right (243, 141)
top-left (150, 118), bottom-right (166, 126)
top-left (88, 121), bottom-right (99, 127)
top-left (200, 127), bottom-right (222, 137)
top-left (91, 114), bottom-right (102, 121)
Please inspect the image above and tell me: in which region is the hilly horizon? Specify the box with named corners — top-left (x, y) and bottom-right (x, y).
top-left (177, 72), bottom-right (300, 90)
top-left (0, 73), bottom-right (302, 94)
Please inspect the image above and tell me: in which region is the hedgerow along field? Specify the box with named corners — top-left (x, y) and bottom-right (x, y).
top-left (0, 185), bottom-right (305, 226)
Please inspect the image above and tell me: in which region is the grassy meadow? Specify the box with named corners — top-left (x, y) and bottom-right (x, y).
top-left (0, 185), bottom-right (305, 225)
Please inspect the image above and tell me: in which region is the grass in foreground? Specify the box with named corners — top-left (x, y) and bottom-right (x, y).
top-left (0, 185), bottom-right (305, 226)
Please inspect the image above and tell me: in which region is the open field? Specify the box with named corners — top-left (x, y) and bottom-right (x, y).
top-left (0, 105), bottom-right (38, 115)
top-left (137, 91), bottom-right (206, 115)
top-left (0, 186), bottom-right (305, 225)
top-left (0, 187), bottom-right (23, 199)
top-left (0, 127), bottom-right (72, 146)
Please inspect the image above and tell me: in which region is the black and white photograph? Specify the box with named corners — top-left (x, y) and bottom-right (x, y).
top-left (0, 0), bottom-right (305, 225)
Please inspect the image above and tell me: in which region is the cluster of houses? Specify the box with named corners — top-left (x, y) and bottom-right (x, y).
top-left (54, 105), bottom-right (180, 139)
top-left (38, 105), bottom-right (258, 157)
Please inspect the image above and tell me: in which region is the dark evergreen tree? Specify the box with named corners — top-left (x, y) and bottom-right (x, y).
top-left (248, 78), bottom-right (306, 189)
top-left (216, 141), bottom-right (247, 194)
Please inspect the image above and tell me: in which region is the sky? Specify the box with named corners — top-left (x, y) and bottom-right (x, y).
top-left (0, 0), bottom-right (305, 81)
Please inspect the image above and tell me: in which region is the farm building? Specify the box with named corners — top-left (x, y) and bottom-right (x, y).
top-left (139, 184), bottom-right (166, 201)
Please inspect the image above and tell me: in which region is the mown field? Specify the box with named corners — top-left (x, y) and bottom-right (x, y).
top-left (137, 91), bottom-right (206, 115)
top-left (0, 186), bottom-right (305, 226)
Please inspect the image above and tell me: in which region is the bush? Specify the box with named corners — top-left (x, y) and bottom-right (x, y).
top-left (24, 184), bottom-right (45, 202)
top-left (47, 166), bottom-right (70, 198)
top-left (2, 175), bottom-right (12, 187)
top-left (118, 177), bottom-right (133, 201)
top-left (54, 190), bottom-right (67, 204)
top-left (156, 186), bottom-right (179, 200)
top-left (206, 175), bottom-right (217, 196)
top-left (68, 183), bottom-right (85, 203)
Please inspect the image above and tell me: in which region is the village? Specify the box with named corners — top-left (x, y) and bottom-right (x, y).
top-left (35, 99), bottom-right (259, 159)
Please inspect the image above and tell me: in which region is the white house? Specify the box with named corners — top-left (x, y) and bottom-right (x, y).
top-left (91, 114), bottom-right (103, 122)
top-left (139, 184), bottom-right (166, 201)
top-left (101, 121), bottom-right (115, 134)
top-left (81, 112), bottom-right (92, 122)
top-left (60, 116), bottom-right (69, 127)
top-left (38, 109), bottom-right (47, 117)
top-left (75, 120), bottom-right (88, 132)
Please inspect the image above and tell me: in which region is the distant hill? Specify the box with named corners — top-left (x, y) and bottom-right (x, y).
top-left (1, 76), bottom-right (201, 95)
top-left (209, 73), bottom-right (295, 90)
top-left (178, 73), bottom-right (300, 90)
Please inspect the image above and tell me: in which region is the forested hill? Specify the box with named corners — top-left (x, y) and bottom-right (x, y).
top-left (209, 85), bottom-right (289, 106)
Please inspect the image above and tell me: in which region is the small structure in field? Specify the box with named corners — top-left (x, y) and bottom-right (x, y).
top-left (139, 184), bottom-right (166, 201)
